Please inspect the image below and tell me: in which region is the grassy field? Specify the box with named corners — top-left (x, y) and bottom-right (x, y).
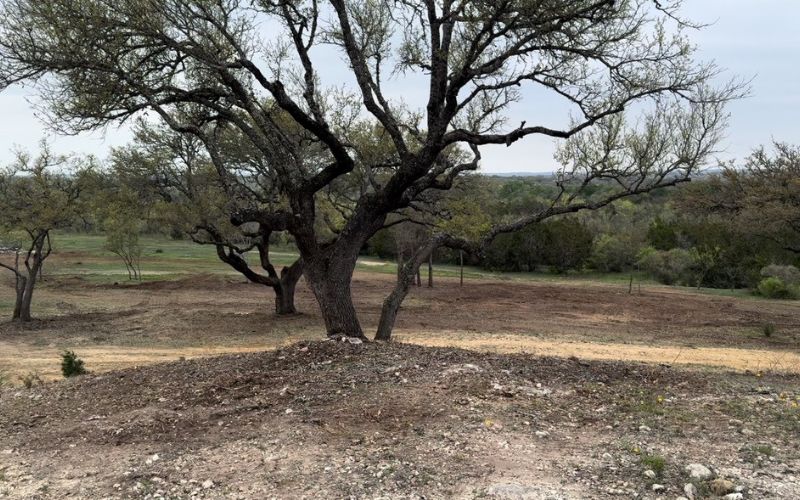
top-left (43, 232), bottom-right (758, 299)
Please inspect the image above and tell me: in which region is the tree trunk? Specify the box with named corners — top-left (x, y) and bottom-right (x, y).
top-left (427, 254), bottom-right (433, 288)
top-left (375, 263), bottom-right (417, 341)
top-left (376, 236), bottom-right (444, 341)
top-left (7, 233), bottom-right (49, 323)
top-left (459, 250), bottom-right (464, 286)
top-left (274, 283), bottom-right (297, 315)
top-left (274, 260), bottom-right (303, 315)
top-left (18, 282), bottom-right (34, 321)
top-left (16, 267), bottom-right (37, 322)
top-left (12, 276), bottom-right (25, 320)
top-left (304, 252), bottom-right (365, 339)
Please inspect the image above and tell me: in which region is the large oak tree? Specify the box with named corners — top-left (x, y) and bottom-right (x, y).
top-left (1, 0), bottom-right (741, 339)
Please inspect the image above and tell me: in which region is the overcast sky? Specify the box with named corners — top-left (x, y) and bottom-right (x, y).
top-left (1, 1), bottom-right (797, 173)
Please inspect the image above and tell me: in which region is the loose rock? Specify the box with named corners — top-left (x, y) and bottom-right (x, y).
top-left (685, 463), bottom-right (713, 481)
top-left (722, 494), bottom-right (743, 500)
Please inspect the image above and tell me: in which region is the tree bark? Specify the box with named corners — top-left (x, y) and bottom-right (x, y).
top-left (375, 265), bottom-right (416, 341)
top-left (14, 259), bottom-right (40, 322)
top-left (308, 276), bottom-right (363, 339)
top-left (274, 284), bottom-right (296, 315)
top-left (460, 250), bottom-right (464, 286)
top-left (427, 254), bottom-right (433, 288)
top-left (17, 274), bottom-right (36, 322)
top-left (376, 236), bottom-right (445, 341)
top-left (12, 276), bottom-right (25, 320)
top-left (274, 259), bottom-right (303, 315)
top-left (304, 250), bottom-right (365, 339)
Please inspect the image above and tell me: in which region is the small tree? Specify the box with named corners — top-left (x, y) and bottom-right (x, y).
top-left (0, 143), bottom-right (88, 321)
top-left (61, 350), bottom-right (87, 377)
top-left (104, 216), bottom-right (143, 280)
top-left (87, 170), bottom-right (151, 281)
top-left (113, 121), bottom-right (307, 314)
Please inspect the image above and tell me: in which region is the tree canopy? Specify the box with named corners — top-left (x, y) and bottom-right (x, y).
top-left (0, 143), bottom-right (90, 321)
top-left (0, 0), bottom-right (743, 338)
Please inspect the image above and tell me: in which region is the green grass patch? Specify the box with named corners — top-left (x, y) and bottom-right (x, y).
top-left (640, 453), bottom-right (667, 477)
top-left (31, 232), bottom-right (781, 302)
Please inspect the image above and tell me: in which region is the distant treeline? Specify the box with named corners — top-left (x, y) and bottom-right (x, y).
top-left (363, 170), bottom-right (800, 295)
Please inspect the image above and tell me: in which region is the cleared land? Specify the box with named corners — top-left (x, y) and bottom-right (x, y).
top-left (1, 235), bottom-right (799, 499)
top-left (0, 253), bottom-right (798, 379)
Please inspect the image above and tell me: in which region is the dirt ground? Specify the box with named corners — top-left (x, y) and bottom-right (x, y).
top-left (1, 342), bottom-right (799, 499)
top-left (0, 271), bottom-right (798, 380)
top-left (1, 273), bottom-right (800, 499)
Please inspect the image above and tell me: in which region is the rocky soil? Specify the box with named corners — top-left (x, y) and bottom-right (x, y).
top-left (1, 341), bottom-right (799, 499)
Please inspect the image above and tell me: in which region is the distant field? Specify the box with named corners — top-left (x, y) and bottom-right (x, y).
top-left (40, 232), bottom-right (757, 299)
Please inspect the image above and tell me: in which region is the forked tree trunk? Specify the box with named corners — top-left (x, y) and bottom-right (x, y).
top-left (274, 259), bottom-right (303, 315)
top-left (17, 275), bottom-right (36, 322)
top-left (14, 260), bottom-right (40, 322)
top-left (10, 238), bottom-right (47, 323)
top-left (212, 237), bottom-right (304, 316)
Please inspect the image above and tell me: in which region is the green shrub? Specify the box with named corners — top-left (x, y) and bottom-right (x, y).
top-left (482, 219), bottom-right (593, 273)
top-left (646, 217), bottom-right (680, 250)
top-left (365, 229), bottom-right (397, 259)
top-left (637, 247), bottom-right (697, 286)
top-left (763, 323), bottom-right (776, 337)
top-left (756, 277), bottom-right (798, 299)
top-left (589, 234), bottom-right (640, 273)
top-left (760, 265), bottom-right (800, 287)
top-left (61, 350), bottom-right (87, 378)
top-left (640, 453), bottom-right (666, 476)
